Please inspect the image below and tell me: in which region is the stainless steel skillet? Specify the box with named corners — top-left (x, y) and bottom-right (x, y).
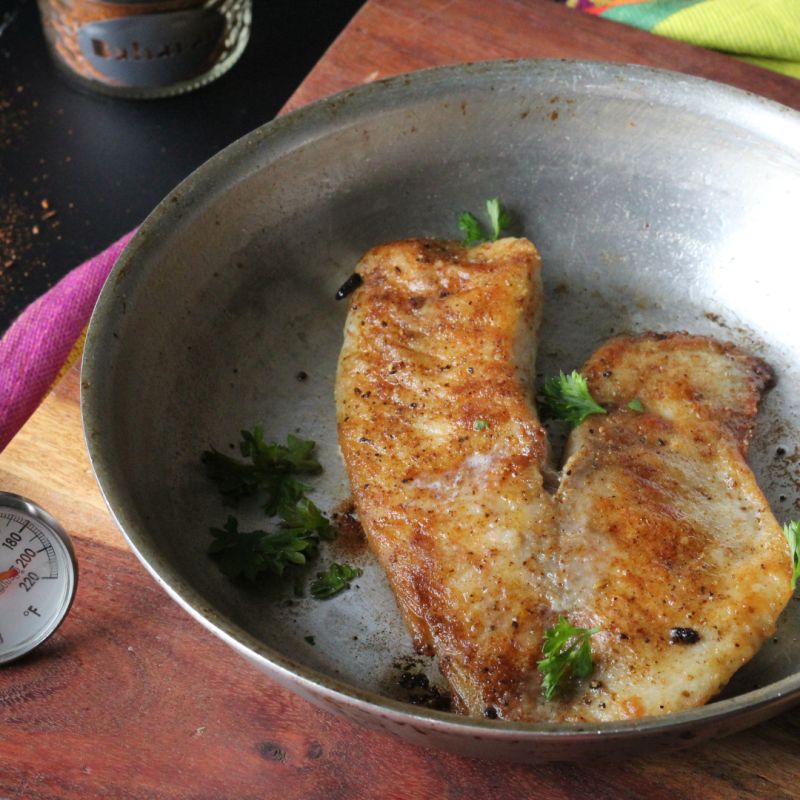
top-left (82, 60), bottom-right (800, 762)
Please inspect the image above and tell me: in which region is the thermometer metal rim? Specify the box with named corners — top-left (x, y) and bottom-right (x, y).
top-left (0, 492), bottom-right (78, 665)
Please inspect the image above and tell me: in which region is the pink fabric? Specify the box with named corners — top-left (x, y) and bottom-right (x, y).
top-left (0, 229), bottom-right (137, 452)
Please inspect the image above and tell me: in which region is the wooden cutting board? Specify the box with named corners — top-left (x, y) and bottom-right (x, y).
top-left (1, 2), bottom-right (799, 797)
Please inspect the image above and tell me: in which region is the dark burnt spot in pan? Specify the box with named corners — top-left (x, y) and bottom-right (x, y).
top-left (336, 273), bottom-right (362, 300)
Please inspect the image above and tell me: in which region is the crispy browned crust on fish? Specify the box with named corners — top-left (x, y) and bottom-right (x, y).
top-left (552, 334), bottom-right (791, 721)
top-left (337, 243), bottom-right (792, 722)
top-left (336, 238), bottom-right (557, 719)
top-left (580, 332), bottom-right (774, 453)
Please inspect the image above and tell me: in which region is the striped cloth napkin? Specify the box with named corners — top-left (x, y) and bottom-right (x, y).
top-left (569, 0), bottom-right (800, 78)
top-left (0, 230), bottom-right (136, 452)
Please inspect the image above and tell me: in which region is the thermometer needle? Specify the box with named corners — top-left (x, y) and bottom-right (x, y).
top-left (0, 568), bottom-right (19, 581)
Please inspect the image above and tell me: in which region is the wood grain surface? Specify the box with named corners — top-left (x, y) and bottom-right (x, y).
top-left (2, 371), bottom-right (800, 800)
top-left (1, 1), bottom-right (800, 797)
top-left (285, 0), bottom-right (800, 114)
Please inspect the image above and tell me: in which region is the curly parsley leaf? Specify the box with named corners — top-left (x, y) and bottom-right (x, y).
top-left (783, 520), bottom-right (800, 590)
top-left (458, 198), bottom-right (511, 245)
top-left (201, 449), bottom-right (263, 506)
top-left (310, 563), bottom-right (363, 599)
top-left (280, 496), bottom-right (335, 541)
top-left (208, 515), bottom-right (323, 581)
top-left (459, 212), bottom-right (485, 246)
top-left (487, 197), bottom-right (512, 240)
top-left (538, 616), bottom-right (601, 701)
top-left (540, 371), bottom-right (607, 428)
top-left (241, 428), bottom-right (320, 474)
top-left (202, 428), bottom-right (321, 514)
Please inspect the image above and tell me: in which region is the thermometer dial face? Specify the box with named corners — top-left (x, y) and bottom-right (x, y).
top-left (0, 493), bottom-right (78, 665)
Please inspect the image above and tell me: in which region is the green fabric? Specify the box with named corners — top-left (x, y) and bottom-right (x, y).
top-left (566, 0), bottom-right (800, 80)
top-left (653, 0), bottom-right (800, 62)
top-left (602, 0), bottom-right (705, 30)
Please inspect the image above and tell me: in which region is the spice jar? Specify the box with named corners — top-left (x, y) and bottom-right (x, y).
top-left (37, 0), bottom-right (252, 98)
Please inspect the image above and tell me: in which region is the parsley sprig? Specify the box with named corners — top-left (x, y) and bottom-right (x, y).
top-left (458, 198), bottom-right (512, 245)
top-left (203, 428), bottom-right (355, 592)
top-left (538, 616), bottom-right (601, 700)
top-left (540, 371), bottom-right (607, 428)
top-left (310, 563), bottom-right (363, 599)
top-left (202, 427), bottom-right (321, 514)
top-left (208, 510), bottom-right (334, 580)
top-left (783, 520), bottom-right (800, 590)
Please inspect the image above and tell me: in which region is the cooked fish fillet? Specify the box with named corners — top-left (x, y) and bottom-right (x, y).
top-left (336, 240), bottom-right (792, 722)
top-left (335, 238), bottom-right (558, 719)
top-left (552, 334), bottom-right (792, 721)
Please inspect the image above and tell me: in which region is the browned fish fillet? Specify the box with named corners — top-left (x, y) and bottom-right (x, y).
top-left (552, 334), bottom-right (792, 721)
top-left (335, 238), bottom-right (558, 719)
top-left (336, 240), bottom-right (792, 722)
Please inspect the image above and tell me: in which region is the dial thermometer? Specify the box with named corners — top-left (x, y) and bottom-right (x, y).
top-left (0, 492), bottom-right (78, 665)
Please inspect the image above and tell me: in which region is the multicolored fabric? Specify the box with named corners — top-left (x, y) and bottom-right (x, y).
top-left (0, 230), bottom-right (136, 452)
top-left (568, 0), bottom-right (800, 79)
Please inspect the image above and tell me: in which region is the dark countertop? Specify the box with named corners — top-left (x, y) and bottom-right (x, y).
top-left (0, 0), bottom-right (365, 335)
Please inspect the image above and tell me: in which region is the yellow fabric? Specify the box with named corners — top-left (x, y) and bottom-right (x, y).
top-left (737, 54), bottom-right (800, 78)
top-left (48, 324), bottom-right (87, 393)
top-left (653, 0), bottom-right (800, 62)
